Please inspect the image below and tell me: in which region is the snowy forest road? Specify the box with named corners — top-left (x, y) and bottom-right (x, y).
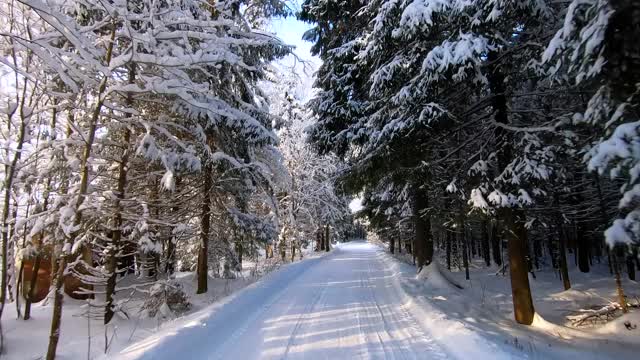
top-left (119, 242), bottom-right (453, 359)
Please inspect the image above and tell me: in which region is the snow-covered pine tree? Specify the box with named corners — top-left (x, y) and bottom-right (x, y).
top-left (3, 0), bottom-right (291, 357)
top-left (542, 0), bottom-right (640, 312)
top-left (543, 0), bottom-right (640, 248)
top-left (270, 72), bottom-right (351, 259)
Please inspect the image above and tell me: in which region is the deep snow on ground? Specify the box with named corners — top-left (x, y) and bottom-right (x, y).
top-left (382, 244), bottom-right (640, 360)
top-left (1, 255), bottom-right (290, 360)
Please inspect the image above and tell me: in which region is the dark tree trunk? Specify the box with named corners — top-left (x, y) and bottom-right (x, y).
top-left (166, 237), bottom-right (175, 274)
top-left (389, 235), bottom-right (395, 254)
top-left (626, 250), bottom-right (636, 281)
top-left (481, 221), bottom-right (491, 267)
top-left (197, 165), bottom-right (212, 294)
top-left (594, 174), bottom-right (614, 274)
top-left (237, 242), bottom-right (243, 267)
top-left (470, 226), bottom-right (477, 258)
top-left (324, 225), bottom-right (330, 252)
top-left (572, 228), bottom-right (578, 267)
top-left (533, 235), bottom-right (542, 271)
top-left (316, 229), bottom-right (323, 251)
top-left (46, 27), bottom-right (116, 360)
top-left (166, 176), bottom-right (181, 274)
top-left (488, 48), bottom-right (534, 324)
top-left (490, 221), bottom-right (502, 266)
top-left (46, 257), bottom-right (66, 360)
top-left (23, 254), bottom-right (41, 320)
top-left (461, 224), bottom-right (470, 280)
top-left (105, 126), bottom-right (131, 324)
top-left (557, 222), bottom-right (571, 290)
top-left (291, 241), bottom-right (296, 262)
top-left (446, 230), bottom-right (452, 270)
top-left (576, 222), bottom-right (590, 273)
top-left (613, 246), bottom-right (628, 313)
top-left (503, 209), bottom-right (535, 324)
top-left (413, 186), bottom-right (433, 269)
top-left (547, 234), bottom-right (557, 269)
top-left (106, 63), bottom-right (135, 322)
top-left (279, 233), bottom-right (287, 261)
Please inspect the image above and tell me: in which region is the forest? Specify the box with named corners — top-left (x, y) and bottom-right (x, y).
top-left (1, 0), bottom-right (639, 359)
top-left (300, 0), bottom-right (640, 325)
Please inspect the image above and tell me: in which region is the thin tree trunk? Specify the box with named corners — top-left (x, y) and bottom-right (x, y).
top-left (413, 186), bottom-right (433, 269)
top-left (266, 243), bottom-right (273, 259)
top-left (558, 225), bottom-right (571, 290)
top-left (105, 64), bottom-right (135, 324)
top-left (46, 25), bottom-right (117, 360)
top-left (446, 230), bottom-right (452, 270)
top-left (196, 165), bottom-right (212, 294)
top-left (490, 221), bottom-right (502, 266)
top-left (291, 239), bottom-right (296, 262)
top-left (324, 225), bottom-right (330, 252)
top-left (593, 175), bottom-right (614, 274)
top-left (104, 127), bottom-right (131, 323)
top-left (481, 220), bottom-right (491, 267)
top-left (165, 177), bottom-right (181, 274)
top-left (547, 234), bottom-right (557, 269)
top-left (236, 241), bottom-right (243, 268)
top-left (613, 246), bottom-right (628, 313)
top-left (25, 98), bottom-right (58, 320)
top-left (290, 176), bottom-right (298, 262)
top-left (594, 175), bottom-right (628, 306)
top-left (23, 255), bottom-right (41, 320)
top-left (0, 82), bottom-right (29, 343)
top-left (16, 261), bottom-right (23, 319)
top-left (470, 226), bottom-right (477, 258)
top-left (555, 213), bottom-right (571, 290)
top-left (280, 233), bottom-right (287, 261)
top-left (533, 235), bottom-right (541, 271)
top-left (576, 222), bottom-right (590, 273)
top-left (626, 251), bottom-right (636, 281)
top-left (461, 224), bottom-right (469, 280)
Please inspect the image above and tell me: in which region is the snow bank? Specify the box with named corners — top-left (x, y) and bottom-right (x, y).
top-left (375, 244), bottom-right (640, 359)
top-left (2, 252), bottom-right (325, 360)
top-left (376, 250), bottom-right (519, 359)
top-left (416, 261), bottom-right (464, 290)
top-left (592, 311), bottom-right (640, 345)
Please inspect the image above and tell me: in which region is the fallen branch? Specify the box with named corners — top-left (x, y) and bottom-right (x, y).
top-left (566, 303), bottom-right (622, 326)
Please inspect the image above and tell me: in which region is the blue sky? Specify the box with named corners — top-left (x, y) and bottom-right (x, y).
top-left (271, 16), bottom-right (316, 63)
top-left (269, 14), bottom-right (319, 101)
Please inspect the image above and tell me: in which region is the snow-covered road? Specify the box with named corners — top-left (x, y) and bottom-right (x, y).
top-left (119, 242), bottom-right (451, 359)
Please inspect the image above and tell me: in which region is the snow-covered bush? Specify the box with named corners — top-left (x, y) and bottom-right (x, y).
top-left (142, 281), bottom-right (191, 319)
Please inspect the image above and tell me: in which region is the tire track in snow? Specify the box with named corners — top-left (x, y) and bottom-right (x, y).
top-left (208, 255), bottom-right (332, 360)
top-left (365, 250), bottom-right (448, 360)
top-left (281, 277), bottom-right (329, 359)
top-left (362, 259), bottom-right (395, 360)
